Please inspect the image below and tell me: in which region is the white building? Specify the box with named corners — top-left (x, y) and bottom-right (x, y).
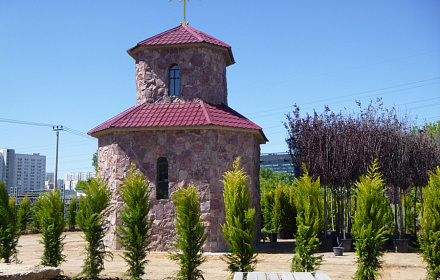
top-left (63, 172), bottom-right (95, 191)
top-left (0, 149), bottom-right (46, 195)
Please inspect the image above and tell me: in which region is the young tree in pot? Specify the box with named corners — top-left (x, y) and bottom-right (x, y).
top-left (0, 181), bottom-right (19, 263)
top-left (17, 195), bottom-right (31, 233)
top-left (66, 196), bottom-right (77, 231)
top-left (221, 157), bottom-right (258, 274)
top-left (169, 184), bottom-right (208, 280)
top-left (419, 166), bottom-right (440, 280)
top-left (36, 189), bottom-right (66, 267)
top-left (116, 164), bottom-right (152, 280)
top-left (291, 164), bottom-right (323, 272)
top-left (77, 177), bottom-right (112, 280)
top-left (352, 159), bottom-right (393, 280)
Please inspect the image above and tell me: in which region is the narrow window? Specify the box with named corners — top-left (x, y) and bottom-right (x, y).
top-left (169, 64), bottom-right (180, 96)
top-left (157, 157), bottom-right (169, 199)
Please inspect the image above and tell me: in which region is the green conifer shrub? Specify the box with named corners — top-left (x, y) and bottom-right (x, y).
top-left (36, 189), bottom-right (66, 267)
top-left (291, 164), bottom-right (323, 272)
top-left (419, 166), bottom-right (440, 280)
top-left (116, 164), bottom-right (152, 280)
top-left (77, 177), bottom-right (112, 280)
top-left (221, 157), bottom-right (257, 274)
top-left (17, 195), bottom-right (31, 233)
top-left (352, 159), bottom-right (393, 280)
top-left (0, 181), bottom-right (19, 263)
top-left (272, 184), bottom-right (297, 237)
top-left (169, 184), bottom-right (208, 280)
top-left (30, 197), bottom-right (43, 233)
top-left (260, 187), bottom-right (274, 232)
top-left (67, 196), bottom-right (77, 231)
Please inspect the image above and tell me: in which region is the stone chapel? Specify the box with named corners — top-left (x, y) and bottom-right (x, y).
top-left (88, 24), bottom-right (267, 252)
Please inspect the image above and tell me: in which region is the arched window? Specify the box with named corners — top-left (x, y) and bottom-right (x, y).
top-left (169, 64), bottom-right (180, 96)
top-left (157, 157), bottom-right (169, 199)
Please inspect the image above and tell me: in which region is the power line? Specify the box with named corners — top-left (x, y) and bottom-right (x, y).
top-left (0, 117), bottom-right (92, 139)
top-left (244, 77), bottom-right (440, 117)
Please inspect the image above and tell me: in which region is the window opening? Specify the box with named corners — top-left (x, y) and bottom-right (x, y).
top-left (169, 65), bottom-right (180, 96)
top-left (157, 157), bottom-right (169, 199)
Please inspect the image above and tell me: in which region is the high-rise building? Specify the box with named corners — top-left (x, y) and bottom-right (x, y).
top-left (0, 149), bottom-right (46, 195)
top-left (260, 152), bottom-right (295, 174)
top-left (63, 172), bottom-right (95, 191)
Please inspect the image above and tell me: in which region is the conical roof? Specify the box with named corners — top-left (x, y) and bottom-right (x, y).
top-left (127, 25), bottom-right (234, 65)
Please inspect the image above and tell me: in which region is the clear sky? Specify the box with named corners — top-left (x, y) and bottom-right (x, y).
top-left (1, 1), bottom-right (439, 179)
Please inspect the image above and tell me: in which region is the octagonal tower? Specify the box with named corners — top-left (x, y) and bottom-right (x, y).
top-left (88, 24), bottom-right (267, 252)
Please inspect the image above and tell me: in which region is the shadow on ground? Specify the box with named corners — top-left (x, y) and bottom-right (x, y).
top-left (256, 239), bottom-right (296, 254)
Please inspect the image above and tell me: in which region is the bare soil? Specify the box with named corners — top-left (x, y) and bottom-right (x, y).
top-left (0, 231), bottom-right (427, 280)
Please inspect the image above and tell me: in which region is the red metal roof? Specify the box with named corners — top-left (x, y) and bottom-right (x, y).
top-left (130, 25), bottom-right (231, 49)
top-left (127, 25), bottom-right (235, 65)
top-left (88, 101), bottom-right (267, 142)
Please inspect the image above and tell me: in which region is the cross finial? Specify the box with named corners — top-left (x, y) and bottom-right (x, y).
top-left (169, 0), bottom-right (192, 25)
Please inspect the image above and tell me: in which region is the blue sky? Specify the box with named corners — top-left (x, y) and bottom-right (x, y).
top-left (1, 1), bottom-right (439, 179)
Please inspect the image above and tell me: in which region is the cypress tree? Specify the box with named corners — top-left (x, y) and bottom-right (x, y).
top-left (419, 166), bottom-right (440, 280)
top-left (291, 164), bottom-right (323, 272)
top-left (37, 189), bottom-right (66, 267)
top-left (116, 164), bottom-right (152, 280)
top-left (169, 184), bottom-right (208, 280)
top-left (77, 177), bottom-right (112, 280)
top-left (67, 196), bottom-right (77, 231)
top-left (221, 157), bottom-right (257, 273)
top-left (0, 181), bottom-right (19, 263)
top-left (352, 159), bottom-right (393, 280)
top-left (17, 195), bottom-right (31, 233)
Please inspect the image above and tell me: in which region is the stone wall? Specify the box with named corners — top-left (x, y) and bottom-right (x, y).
top-left (135, 47), bottom-right (228, 105)
top-left (98, 128), bottom-right (261, 252)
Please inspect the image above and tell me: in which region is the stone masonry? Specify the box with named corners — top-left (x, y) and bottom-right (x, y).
top-left (135, 47), bottom-right (228, 105)
top-left (98, 129), bottom-right (261, 252)
top-left (90, 25), bottom-right (266, 252)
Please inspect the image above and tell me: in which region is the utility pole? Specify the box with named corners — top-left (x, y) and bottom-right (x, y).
top-left (53, 125), bottom-right (64, 190)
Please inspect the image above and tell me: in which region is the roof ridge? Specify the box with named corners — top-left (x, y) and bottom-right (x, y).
top-left (136, 26), bottom-right (181, 46)
top-left (199, 100), bottom-right (213, 125)
top-left (182, 25), bottom-right (205, 42)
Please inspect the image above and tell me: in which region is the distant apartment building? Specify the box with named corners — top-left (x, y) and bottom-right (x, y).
top-left (64, 172), bottom-right (95, 191)
top-left (260, 152), bottom-right (294, 174)
top-left (0, 149), bottom-right (46, 195)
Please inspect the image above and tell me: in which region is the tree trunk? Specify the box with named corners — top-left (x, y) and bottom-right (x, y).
top-left (399, 188), bottom-right (405, 239)
top-left (342, 186), bottom-right (346, 239)
top-left (323, 185), bottom-right (328, 235)
top-left (414, 186), bottom-right (417, 236)
top-left (394, 186), bottom-right (398, 237)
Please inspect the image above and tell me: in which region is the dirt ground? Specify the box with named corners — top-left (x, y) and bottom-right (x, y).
top-left (0, 231), bottom-right (427, 280)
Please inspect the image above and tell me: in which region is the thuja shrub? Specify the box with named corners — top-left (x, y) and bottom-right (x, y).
top-left (116, 164), bottom-right (152, 280)
top-left (36, 189), bottom-right (66, 267)
top-left (0, 181), bottom-right (19, 263)
top-left (291, 164), bottom-right (323, 272)
top-left (419, 166), bottom-right (440, 280)
top-left (221, 157), bottom-right (257, 273)
top-left (67, 196), bottom-right (77, 231)
top-left (77, 177), bottom-right (112, 280)
top-left (169, 184), bottom-right (208, 280)
top-left (352, 159), bottom-right (393, 280)
top-left (30, 198), bottom-right (43, 233)
top-left (272, 184), bottom-right (296, 236)
top-left (17, 195), bottom-right (31, 233)
top-left (260, 187), bottom-right (274, 232)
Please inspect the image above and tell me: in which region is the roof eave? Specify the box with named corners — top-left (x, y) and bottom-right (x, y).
top-left (127, 42), bottom-right (235, 66)
top-left (89, 125), bottom-right (267, 144)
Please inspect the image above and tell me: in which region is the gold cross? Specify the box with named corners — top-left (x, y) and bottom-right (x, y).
top-left (169, 0), bottom-right (192, 25)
